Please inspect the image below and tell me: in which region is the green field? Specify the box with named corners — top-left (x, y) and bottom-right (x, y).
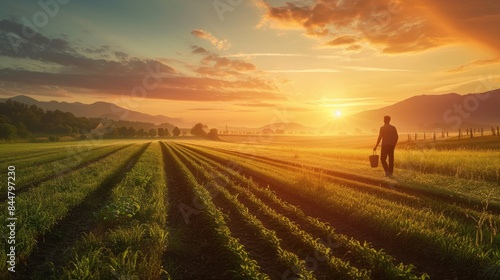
top-left (1, 137), bottom-right (499, 279)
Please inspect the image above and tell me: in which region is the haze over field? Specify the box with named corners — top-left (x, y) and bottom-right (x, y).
top-left (3, 90), bottom-right (500, 133)
top-left (0, 0), bottom-right (499, 127)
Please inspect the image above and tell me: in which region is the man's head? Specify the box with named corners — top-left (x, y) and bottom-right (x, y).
top-left (384, 115), bottom-right (391, 124)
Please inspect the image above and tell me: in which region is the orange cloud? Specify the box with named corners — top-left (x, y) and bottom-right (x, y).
top-left (191, 29), bottom-right (231, 50)
top-left (191, 46), bottom-right (257, 77)
top-left (254, 0), bottom-right (498, 53)
top-left (446, 57), bottom-right (500, 73)
top-left (204, 55), bottom-right (255, 71)
top-left (325, 35), bottom-right (358, 46)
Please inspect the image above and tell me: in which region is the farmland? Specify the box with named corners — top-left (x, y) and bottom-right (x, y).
top-left (1, 137), bottom-right (499, 279)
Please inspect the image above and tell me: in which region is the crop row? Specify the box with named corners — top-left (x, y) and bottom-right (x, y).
top-left (189, 143), bottom-right (500, 209)
top-left (0, 143), bottom-right (69, 164)
top-left (0, 143), bottom-right (147, 275)
top-left (161, 142), bottom-right (269, 279)
top-left (195, 140), bottom-right (500, 183)
top-left (60, 142), bottom-right (169, 279)
top-left (170, 142), bottom-right (318, 279)
top-left (1, 143), bottom-right (112, 167)
top-left (0, 148), bottom-right (62, 165)
top-left (179, 142), bottom-right (500, 279)
top-left (0, 144), bottom-right (132, 199)
top-left (184, 142), bottom-right (499, 220)
top-left (174, 143), bottom-right (429, 279)
top-left (174, 143), bottom-right (367, 279)
top-left (173, 142), bottom-right (427, 280)
top-left (186, 143), bottom-right (500, 224)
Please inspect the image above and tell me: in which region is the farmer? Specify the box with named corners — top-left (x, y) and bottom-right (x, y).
top-left (373, 115), bottom-right (399, 177)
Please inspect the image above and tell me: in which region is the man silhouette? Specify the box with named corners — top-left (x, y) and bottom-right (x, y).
top-left (373, 116), bottom-right (398, 177)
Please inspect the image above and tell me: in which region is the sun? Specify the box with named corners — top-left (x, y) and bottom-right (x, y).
top-left (332, 110), bottom-right (342, 118)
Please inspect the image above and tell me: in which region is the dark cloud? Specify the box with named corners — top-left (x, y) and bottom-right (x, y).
top-left (191, 29), bottom-right (230, 50)
top-left (0, 69), bottom-right (145, 91)
top-left (0, 19), bottom-right (176, 75)
top-left (192, 46), bottom-right (257, 77)
top-left (114, 51), bottom-right (129, 60)
top-left (0, 68), bottom-right (282, 102)
top-left (83, 45), bottom-right (111, 55)
top-left (191, 46), bottom-right (209, 55)
top-left (0, 19), bottom-right (282, 102)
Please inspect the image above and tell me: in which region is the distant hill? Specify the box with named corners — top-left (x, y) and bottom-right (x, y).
top-left (3, 89), bottom-right (499, 134)
top-left (323, 89), bottom-right (500, 133)
top-left (0, 95), bottom-right (185, 126)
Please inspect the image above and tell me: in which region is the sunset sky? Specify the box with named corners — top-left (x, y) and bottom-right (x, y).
top-left (0, 0), bottom-right (499, 127)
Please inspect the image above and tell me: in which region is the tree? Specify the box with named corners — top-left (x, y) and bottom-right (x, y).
top-left (158, 128), bottom-right (164, 137)
top-left (127, 127), bottom-right (137, 137)
top-left (119, 126), bottom-right (128, 137)
top-left (158, 127), bottom-right (170, 137)
top-left (207, 128), bottom-right (219, 140)
top-left (191, 123), bottom-right (207, 137)
top-left (0, 99), bottom-right (100, 137)
top-left (173, 127), bottom-right (181, 137)
top-left (105, 127), bottom-right (118, 138)
top-left (16, 122), bottom-right (31, 138)
top-left (137, 128), bottom-right (145, 137)
top-left (149, 128), bottom-right (157, 137)
top-left (0, 123), bottom-right (16, 140)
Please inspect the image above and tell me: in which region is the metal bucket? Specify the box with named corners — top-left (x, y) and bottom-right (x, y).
top-left (369, 152), bottom-right (379, 168)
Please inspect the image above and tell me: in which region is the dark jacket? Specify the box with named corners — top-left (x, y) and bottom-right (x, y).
top-left (379, 124), bottom-right (398, 146)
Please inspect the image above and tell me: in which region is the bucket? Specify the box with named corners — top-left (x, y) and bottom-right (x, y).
top-left (369, 152), bottom-right (379, 168)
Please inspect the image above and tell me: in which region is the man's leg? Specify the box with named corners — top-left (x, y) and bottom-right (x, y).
top-left (380, 145), bottom-right (389, 175)
top-left (387, 145), bottom-right (395, 175)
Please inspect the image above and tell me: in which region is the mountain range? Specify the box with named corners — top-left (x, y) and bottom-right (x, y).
top-left (2, 89), bottom-right (499, 133)
top-left (0, 95), bottom-right (185, 126)
top-left (339, 89), bottom-right (500, 133)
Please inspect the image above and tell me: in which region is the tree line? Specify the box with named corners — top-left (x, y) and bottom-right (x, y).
top-left (0, 99), bottom-right (218, 141)
top-left (0, 99), bottom-right (182, 140)
top-left (0, 99), bottom-right (100, 140)
top-left (103, 126), bottom-right (182, 138)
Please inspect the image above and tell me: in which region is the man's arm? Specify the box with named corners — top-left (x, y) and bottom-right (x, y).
top-left (374, 127), bottom-right (382, 151)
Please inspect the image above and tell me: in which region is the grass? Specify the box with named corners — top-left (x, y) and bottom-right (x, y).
top-left (163, 142), bottom-right (270, 279)
top-left (0, 143), bottom-right (144, 275)
top-left (61, 142), bottom-right (169, 279)
top-left (174, 142), bottom-right (428, 279)
top-left (180, 141), bottom-right (499, 279)
top-left (180, 139), bottom-right (500, 207)
top-left (0, 137), bottom-right (498, 279)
